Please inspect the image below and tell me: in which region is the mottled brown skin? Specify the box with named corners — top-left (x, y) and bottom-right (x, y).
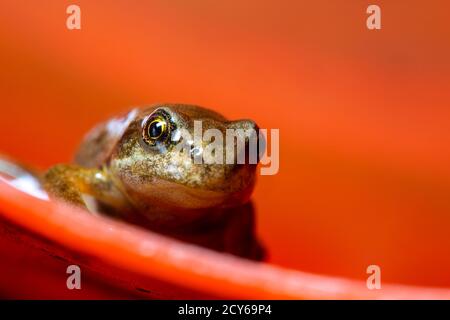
top-left (43, 104), bottom-right (265, 259)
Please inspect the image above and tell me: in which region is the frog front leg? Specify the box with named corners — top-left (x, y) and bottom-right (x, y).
top-left (43, 164), bottom-right (130, 215)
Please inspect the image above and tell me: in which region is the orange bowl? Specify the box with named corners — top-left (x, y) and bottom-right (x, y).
top-left (0, 181), bottom-right (449, 299)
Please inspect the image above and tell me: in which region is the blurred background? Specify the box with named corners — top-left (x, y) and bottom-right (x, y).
top-left (0, 0), bottom-right (449, 288)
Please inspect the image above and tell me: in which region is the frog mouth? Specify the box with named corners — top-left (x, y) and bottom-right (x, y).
top-left (124, 172), bottom-right (256, 213)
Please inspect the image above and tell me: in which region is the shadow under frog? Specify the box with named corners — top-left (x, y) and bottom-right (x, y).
top-left (1, 104), bottom-right (265, 260)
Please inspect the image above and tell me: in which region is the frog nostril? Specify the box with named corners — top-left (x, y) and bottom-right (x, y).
top-left (244, 129), bottom-right (263, 164)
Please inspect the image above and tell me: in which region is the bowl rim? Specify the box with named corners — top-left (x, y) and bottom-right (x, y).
top-left (0, 180), bottom-right (449, 299)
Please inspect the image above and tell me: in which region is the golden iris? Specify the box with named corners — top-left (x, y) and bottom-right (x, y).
top-left (148, 118), bottom-right (166, 139)
top-left (143, 115), bottom-right (169, 145)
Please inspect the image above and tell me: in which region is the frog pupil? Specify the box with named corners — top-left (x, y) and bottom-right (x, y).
top-left (148, 119), bottom-right (165, 139)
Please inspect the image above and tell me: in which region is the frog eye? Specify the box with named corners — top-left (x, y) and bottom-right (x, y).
top-left (142, 111), bottom-right (171, 146)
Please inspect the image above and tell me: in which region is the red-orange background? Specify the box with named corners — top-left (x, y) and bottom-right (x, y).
top-left (0, 1), bottom-right (449, 288)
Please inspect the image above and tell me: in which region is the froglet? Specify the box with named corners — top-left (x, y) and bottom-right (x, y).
top-left (0, 104), bottom-right (265, 259)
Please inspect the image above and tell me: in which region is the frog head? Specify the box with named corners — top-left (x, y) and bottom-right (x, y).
top-left (107, 104), bottom-right (263, 218)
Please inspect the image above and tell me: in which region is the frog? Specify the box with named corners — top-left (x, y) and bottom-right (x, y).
top-left (1, 104), bottom-right (265, 260)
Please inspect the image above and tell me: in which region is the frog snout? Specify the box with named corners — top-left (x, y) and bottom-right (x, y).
top-left (229, 120), bottom-right (265, 165)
